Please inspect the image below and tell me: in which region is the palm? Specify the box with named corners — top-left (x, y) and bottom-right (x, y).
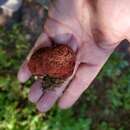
top-left (18, 0), bottom-right (130, 112)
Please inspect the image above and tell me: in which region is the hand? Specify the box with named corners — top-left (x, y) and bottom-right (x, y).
top-left (18, 0), bottom-right (130, 112)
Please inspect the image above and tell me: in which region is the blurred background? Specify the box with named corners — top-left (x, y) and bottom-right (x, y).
top-left (0, 0), bottom-right (130, 130)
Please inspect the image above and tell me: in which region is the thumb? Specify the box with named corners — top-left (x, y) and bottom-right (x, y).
top-left (17, 33), bottom-right (51, 83)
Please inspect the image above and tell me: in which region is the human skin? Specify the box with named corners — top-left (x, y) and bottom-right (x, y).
top-left (17, 0), bottom-right (130, 112)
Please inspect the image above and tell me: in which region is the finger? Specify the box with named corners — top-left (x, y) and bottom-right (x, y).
top-left (17, 60), bottom-right (32, 83)
top-left (17, 33), bottom-right (51, 83)
top-left (58, 62), bottom-right (106, 109)
top-left (58, 39), bottom-right (120, 109)
top-left (51, 33), bottom-right (79, 52)
top-left (36, 76), bottom-right (74, 112)
top-left (36, 87), bottom-right (64, 112)
top-left (28, 80), bottom-right (43, 103)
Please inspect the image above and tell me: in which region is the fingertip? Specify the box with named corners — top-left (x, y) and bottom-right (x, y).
top-left (36, 85), bottom-right (66, 112)
top-left (17, 61), bottom-right (32, 83)
top-left (36, 101), bottom-right (49, 112)
top-left (28, 80), bottom-right (43, 103)
top-left (58, 91), bottom-right (75, 109)
top-left (58, 101), bottom-right (71, 109)
top-left (36, 90), bottom-right (58, 112)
